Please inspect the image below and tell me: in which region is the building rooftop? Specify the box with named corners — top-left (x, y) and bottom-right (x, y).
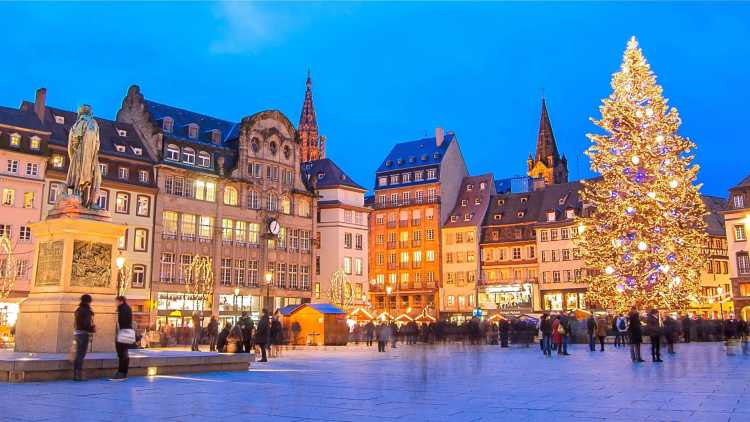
top-left (444, 173), bottom-right (495, 228)
top-left (302, 158), bottom-right (365, 191)
top-left (143, 99), bottom-right (240, 146)
top-left (376, 133), bottom-right (455, 174)
top-left (702, 195), bottom-right (727, 237)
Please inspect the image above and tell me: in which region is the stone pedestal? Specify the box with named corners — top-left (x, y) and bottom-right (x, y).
top-left (14, 199), bottom-right (125, 353)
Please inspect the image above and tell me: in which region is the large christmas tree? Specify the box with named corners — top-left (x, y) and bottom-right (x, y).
top-left (577, 37), bottom-right (707, 311)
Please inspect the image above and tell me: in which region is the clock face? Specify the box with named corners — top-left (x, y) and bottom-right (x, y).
top-left (269, 220), bottom-right (280, 235)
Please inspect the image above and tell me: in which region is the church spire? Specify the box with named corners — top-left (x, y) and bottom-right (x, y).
top-left (527, 97), bottom-right (568, 186)
top-left (299, 70), bottom-right (322, 162)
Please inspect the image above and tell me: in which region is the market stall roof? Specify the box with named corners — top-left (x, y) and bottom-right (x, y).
top-left (414, 313), bottom-right (436, 322)
top-left (395, 313), bottom-right (414, 322)
top-left (486, 314), bottom-right (507, 322)
top-left (573, 309), bottom-right (592, 320)
top-left (377, 311), bottom-right (393, 321)
top-left (289, 303), bottom-right (346, 316)
top-left (348, 307), bottom-right (374, 320)
top-left (277, 304), bottom-right (302, 316)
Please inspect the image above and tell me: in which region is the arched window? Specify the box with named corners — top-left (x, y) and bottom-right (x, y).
top-left (280, 196), bottom-right (291, 215)
top-left (166, 144), bottom-right (180, 161)
top-left (197, 151), bottom-right (211, 167)
top-left (162, 117), bottom-right (174, 133)
top-left (224, 186), bottom-right (238, 206)
top-left (182, 147), bottom-right (195, 165)
top-left (247, 190), bottom-right (259, 209)
top-left (267, 193), bottom-right (278, 212)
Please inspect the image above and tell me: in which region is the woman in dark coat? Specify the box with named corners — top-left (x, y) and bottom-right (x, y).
top-left (646, 309), bottom-right (662, 362)
top-left (628, 307), bottom-right (644, 363)
top-left (254, 309), bottom-right (271, 362)
top-left (270, 316), bottom-right (283, 357)
top-left (663, 316), bottom-right (677, 354)
top-left (73, 294), bottom-right (95, 381)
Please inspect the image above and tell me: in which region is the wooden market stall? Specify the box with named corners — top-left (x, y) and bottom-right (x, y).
top-left (283, 303), bottom-right (348, 346)
top-left (348, 307), bottom-right (375, 324)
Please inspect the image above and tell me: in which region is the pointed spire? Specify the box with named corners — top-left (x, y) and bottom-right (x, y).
top-left (299, 69), bottom-right (320, 162)
top-left (535, 97), bottom-right (560, 164)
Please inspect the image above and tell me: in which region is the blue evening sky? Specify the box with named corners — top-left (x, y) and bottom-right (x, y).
top-left (1, 2), bottom-right (747, 196)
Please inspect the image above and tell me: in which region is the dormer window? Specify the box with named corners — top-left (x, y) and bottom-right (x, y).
top-left (520, 197), bottom-right (528, 204)
top-left (30, 136), bottom-right (41, 150)
top-left (10, 133), bottom-right (21, 147)
top-left (132, 147), bottom-right (142, 156)
top-left (390, 174), bottom-right (399, 185)
top-left (497, 199), bottom-right (505, 206)
top-left (733, 194), bottom-right (745, 209)
top-left (385, 160), bottom-right (393, 167)
top-left (566, 208), bottom-right (575, 219)
top-left (118, 167), bottom-right (129, 180)
top-left (450, 215), bottom-right (457, 222)
top-left (317, 172), bottom-right (325, 180)
top-left (197, 151), bottom-right (211, 167)
top-left (115, 144), bottom-right (126, 153)
top-left (54, 115), bottom-right (65, 125)
top-left (420, 154), bottom-right (428, 161)
top-left (211, 129), bottom-right (222, 144)
top-left (51, 154), bottom-right (64, 168)
top-left (475, 198), bottom-right (481, 205)
top-left (517, 211), bottom-right (525, 218)
top-left (165, 144), bottom-right (179, 161)
top-left (396, 159), bottom-right (403, 165)
top-left (283, 145), bottom-right (291, 159)
top-left (466, 184), bottom-right (473, 191)
top-left (547, 210), bottom-right (556, 222)
top-left (402, 173), bottom-right (411, 183)
top-left (117, 129), bottom-right (127, 137)
top-left (464, 213), bottom-right (472, 221)
top-left (494, 213), bottom-right (502, 220)
top-left (480, 182), bottom-right (486, 190)
top-left (162, 117), bottom-right (173, 133)
top-left (408, 156), bottom-right (415, 163)
top-left (188, 124), bottom-right (199, 139)
top-left (461, 200), bottom-right (467, 207)
top-left (433, 152), bottom-right (441, 159)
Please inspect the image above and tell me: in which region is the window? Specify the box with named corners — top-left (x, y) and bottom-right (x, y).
top-left (234, 260), bottom-right (245, 285)
top-left (248, 223), bottom-right (260, 244)
top-left (194, 180), bottom-right (216, 202)
top-left (24, 163), bottom-right (39, 177)
top-left (247, 260), bottom-right (258, 287)
top-left (115, 192), bottom-right (129, 213)
top-left (160, 253), bottom-right (175, 282)
top-left (179, 214), bottom-right (195, 238)
top-left (115, 144), bottom-right (126, 153)
top-left (97, 163), bottom-right (108, 177)
top-left (355, 234), bottom-right (363, 250)
top-left (199, 216), bottom-right (213, 239)
top-left (135, 195), bottom-right (150, 217)
top-left (132, 147), bottom-right (142, 156)
top-left (134, 229), bottom-right (148, 251)
top-left (166, 144), bottom-right (179, 160)
top-left (414, 171), bottom-right (424, 182)
top-left (247, 190), bottom-right (259, 209)
top-left (390, 174), bottom-right (399, 185)
top-left (550, 229), bottom-right (558, 241)
top-left (163, 117), bottom-right (174, 133)
top-left (560, 228), bottom-right (569, 240)
top-left (266, 193), bottom-right (278, 211)
top-left (735, 225), bottom-right (746, 241)
top-left (426, 229), bottom-right (435, 241)
top-left (139, 170), bottom-right (149, 183)
top-left (562, 249), bottom-right (570, 261)
top-left (447, 296), bottom-right (455, 306)
top-left (163, 211), bottom-right (178, 235)
top-left (221, 219), bottom-right (234, 241)
top-left (378, 176), bottom-right (388, 187)
top-left (114, 167), bottom-right (128, 180)
top-left (344, 257), bottom-right (352, 274)
top-left (95, 190), bottom-right (108, 209)
top-left (2, 189), bottom-right (15, 206)
top-left (198, 151), bottom-right (211, 167)
top-left (221, 258), bottom-right (232, 285)
top-left (427, 168), bottom-right (437, 179)
top-left (19, 226), bottom-right (31, 241)
top-left (6, 160), bottom-right (18, 174)
top-left (553, 271), bottom-right (561, 283)
top-left (182, 147), bottom-right (196, 165)
top-left (738, 253), bottom-right (750, 275)
top-left (51, 154), bottom-right (64, 168)
top-left (188, 124), bottom-right (199, 139)
top-left (512, 247), bottom-right (521, 260)
top-left (280, 196), bottom-right (291, 214)
top-left (402, 172), bottom-right (411, 183)
top-left (289, 265), bottom-right (298, 289)
top-left (131, 265), bottom-right (146, 288)
top-left (734, 194), bottom-right (745, 209)
top-left (426, 250), bottom-right (436, 262)
top-left (48, 183), bottom-right (62, 204)
top-left (23, 192), bottom-right (34, 209)
top-left (9, 133), bottom-right (21, 147)
top-left (223, 186), bottom-right (238, 206)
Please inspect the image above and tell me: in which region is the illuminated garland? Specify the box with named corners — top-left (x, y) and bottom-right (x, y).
top-left (576, 37), bottom-right (707, 311)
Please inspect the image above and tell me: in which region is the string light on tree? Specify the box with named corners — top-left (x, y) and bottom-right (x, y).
top-left (576, 36), bottom-right (707, 311)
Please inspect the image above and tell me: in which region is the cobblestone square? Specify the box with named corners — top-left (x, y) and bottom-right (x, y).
top-left (1, 343), bottom-right (748, 421)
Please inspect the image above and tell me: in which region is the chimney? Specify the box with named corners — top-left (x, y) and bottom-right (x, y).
top-left (435, 127), bottom-right (444, 147)
top-left (34, 88), bottom-right (47, 123)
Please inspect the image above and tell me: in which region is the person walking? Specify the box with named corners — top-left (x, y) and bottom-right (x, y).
top-left (191, 310), bottom-right (202, 352)
top-left (207, 316), bottom-right (219, 352)
top-left (239, 312), bottom-right (255, 354)
top-left (365, 321), bottom-right (375, 347)
top-left (73, 294), bottom-right (95, 381)
top-left (615, 313), bottom-right (628, 348)
top-left (254, 309), bottom-right (270, 362)
top-left (628, 307), bottom-right (644, 363)
top-left (376, 322), bottom-right (389, 352)
top-left (663, 315), bottom-right (677, 354)
top-left (681, 314), bottom-right (692, 343)
top-left (540, 313), bottom-right (552, 357)
top-left (560, 313), bottom-right (572, 355)
top-left (270, 315), bottom-right (283, 358)
top-left (587, 314), bottom-right (597, 351)
top-left (646, 309), bottom-right (662, 362)
top-left (595, 314), bottom-right (608, 352)
top-left (552, 316), bottom-right (563, 355)
top-left (112, 296), bottom-right (133, 380)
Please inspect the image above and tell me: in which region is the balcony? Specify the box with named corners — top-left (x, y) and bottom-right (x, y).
top-left (374, 196), bottom-right (441, 210)
top-left (399, 240), bottom-right (409, 248)
top-left (412, 262), bottom-right (423, 269)
top-left (387, 241), bottom-right (397, 249)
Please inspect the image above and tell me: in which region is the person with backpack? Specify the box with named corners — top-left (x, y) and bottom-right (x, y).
top-left (615, 313), bottom-right (628, 348)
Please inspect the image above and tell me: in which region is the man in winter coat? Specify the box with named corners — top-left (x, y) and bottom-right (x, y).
top-left (595, 314), bottom-right (608, 351)
top-left (207, 316), bottom-right (219, 352)
top-left (586, 315), bottom-right (597, 351)
top-left (254, 309), bottom-right (271, 362)
top-left (646, 309), bottom-right (662, 362)
top-left (629, 307), bottom-right (644, 363)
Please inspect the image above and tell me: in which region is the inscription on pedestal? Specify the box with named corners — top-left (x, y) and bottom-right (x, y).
top-left (35, 240), bottom-right (64, 287)
top-left (71, 240), bottom-right (112, 287)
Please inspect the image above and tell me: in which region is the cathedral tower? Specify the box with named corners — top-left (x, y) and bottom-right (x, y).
top-left (527, 98), bottom-right (568, 186)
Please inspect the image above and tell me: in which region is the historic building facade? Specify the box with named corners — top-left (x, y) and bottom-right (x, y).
top-left (440, 174), bottom-right (495, 320)
top-left (117, 85), bottom-right (316, 326)
top-left (302, 159), bottom-right (369, 307)
top-left (527, 99), bottom-right (568, 188)
top-left (31, 97), bottom-right (158, 326)
top-left (0, 91), bottom-right (50, 327)
top-left (369, 129), bottom-right (467, 318)
top-left (724, 174), bottom-right (750, 321)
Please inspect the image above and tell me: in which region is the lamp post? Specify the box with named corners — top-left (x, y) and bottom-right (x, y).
top-left (717, 287), bottom-right (726, 321)
top-left (115, 254), bottom-right (130, 297)
top-left (385, 285), bottom-right (393, 320)
top-left (265, 271), bottom-right (273, 311)
top-left (233, 287), bottom-right (240, 324)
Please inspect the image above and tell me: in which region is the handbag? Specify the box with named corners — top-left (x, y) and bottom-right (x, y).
top-left (117, 326), bottom-right (136, 344)
top-left (557, 324), bottom-right (566, 335)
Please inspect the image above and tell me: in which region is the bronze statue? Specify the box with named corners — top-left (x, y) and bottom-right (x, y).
top-left (66, 105), bottom-right (102, 208)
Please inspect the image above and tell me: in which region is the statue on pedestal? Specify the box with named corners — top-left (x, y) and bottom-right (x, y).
top-left (66, 105), bottom-right (102, 208)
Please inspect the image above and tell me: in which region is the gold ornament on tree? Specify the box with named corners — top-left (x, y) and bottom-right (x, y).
top-left (576, 36), bottom-right (707, 311)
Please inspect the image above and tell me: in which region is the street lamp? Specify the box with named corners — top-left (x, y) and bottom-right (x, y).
top-left (264, 271), bottom-right (273, 311)
top-left (385, 285), bottom-right (393, 318)
top-left (233, 287), bottom-right (240, 324)
top-left (717, 287), bottom-right (725, 320)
